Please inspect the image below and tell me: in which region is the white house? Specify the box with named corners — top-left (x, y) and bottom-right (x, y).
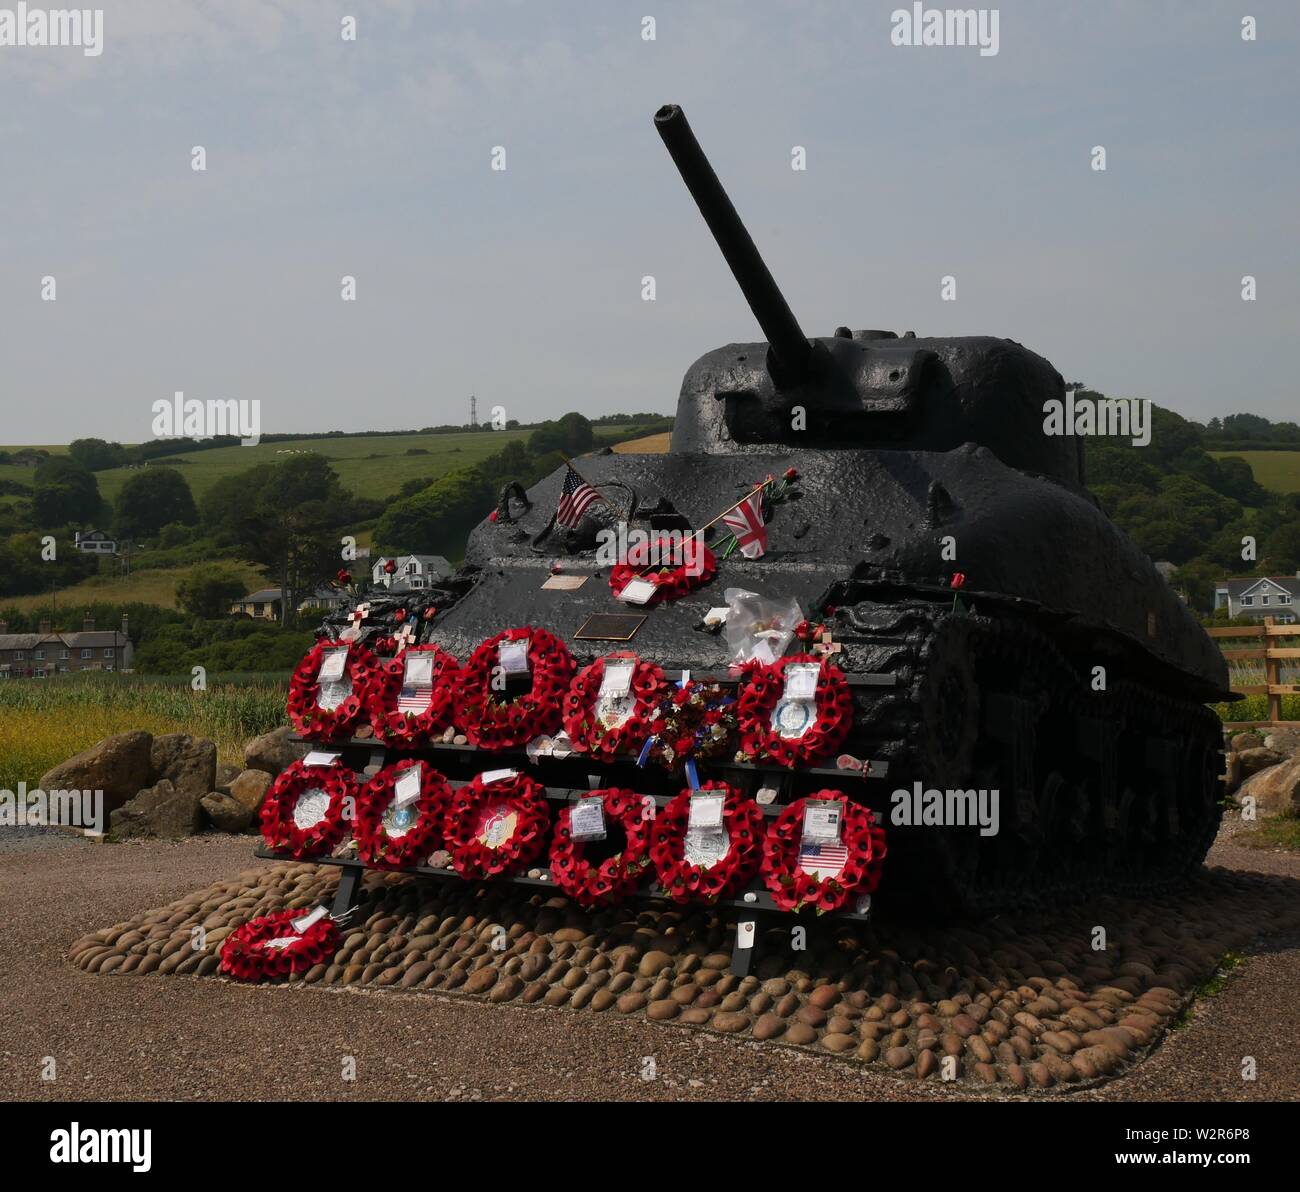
top-left (371, 554), bottom-right (452, 591)
top-left (74, 529), bottom-right (118, 556)
top-left (1213, 574), bottom-right (1300, 624)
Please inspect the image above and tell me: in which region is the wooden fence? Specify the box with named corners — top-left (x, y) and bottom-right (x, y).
top-left (1208, 616), bottom-right (1300, 727)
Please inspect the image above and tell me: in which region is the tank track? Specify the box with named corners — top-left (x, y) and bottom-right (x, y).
top-left (831, 599), bottom-right (1224, 918)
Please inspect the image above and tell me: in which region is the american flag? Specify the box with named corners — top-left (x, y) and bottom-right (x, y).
top-left (720, 489), bottom-right (768, 558)
top-left (557, 465), bottom-right (601, 528)
top-left (398, 680), bottom-right (433, 714)
top-left (798, 840), bottom-right (848, 879)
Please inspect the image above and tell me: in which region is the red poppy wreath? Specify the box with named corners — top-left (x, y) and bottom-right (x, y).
top-left (562, 652), bottom-right (668, 761)
top-left (608, 536), bottom-right (717, 605)
top-left (548, 787), bottom-right (653, 908)
top-left (457, 627), bottom-right (575, 750)
top-left (649, 780), bottom-right (764, 904)
top-left (736, 653), bottom-right (853, 767)
top-left (287, 639), bottom-right (379, 741)
top-left (219, 908), bottom-right (340, 982)
top-left (761, 790), bottom-right (887, 913)
top-left (260, 759), bottom-right (356, 860)
top-left (354, 759), bottom-right (451, 870)
top-left (443, 770), bottom-right (551, 879)
top-left (367, 643), bottom-right (461, 748)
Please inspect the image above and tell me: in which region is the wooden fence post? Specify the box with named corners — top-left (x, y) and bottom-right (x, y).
top-left (1264, 616), bottom-right (1281, 727)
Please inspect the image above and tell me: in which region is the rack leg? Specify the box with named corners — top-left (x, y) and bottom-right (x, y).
top-left (330, 866), bottom-right (364, 919)
top-left (729, 918), bottom-right (756, 977)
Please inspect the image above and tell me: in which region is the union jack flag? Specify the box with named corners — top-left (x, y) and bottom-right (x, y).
top-left (720, 490), bottom-right (768, 558)
top-left (557, 465), bottom-right (601, 528)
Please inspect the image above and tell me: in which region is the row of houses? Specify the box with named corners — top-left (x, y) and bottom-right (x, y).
top-left (0, 615), bottom-right (134, 678)
top-left (230, 555), bottom-right (452, 619)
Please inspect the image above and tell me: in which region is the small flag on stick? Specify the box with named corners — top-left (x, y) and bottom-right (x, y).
top-left (719, 489), bottom-right (768, 558)
top-left (556, 464), bottom-right (602, 528)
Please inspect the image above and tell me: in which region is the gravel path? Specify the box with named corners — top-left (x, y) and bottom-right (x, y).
top-left (3, 817), bottom-right (1298, 1102)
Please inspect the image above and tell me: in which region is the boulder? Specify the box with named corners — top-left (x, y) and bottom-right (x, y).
top-left (109, 780), bottom-right (204, 839)
top-left (1236, 756), bottom-right (1300, 817)
top-left (200, 791), bottom-right (255, 833)
top-left (149, 733), bottom-right (217, 797)
top-left (39, 730), bottom-right (153, 814)
top-left (1237, 746), bottom-right (1284, 777)
top-left (228, 768), bottom-right (273, 813)
top-left (1264, 728), bottom-right (1300, 757)
top-left (244, 726), bottom-right (297, 776)
top-left (215, 762), bottom-right (242, 794)
top-left (1230, 731), bottom-right (1264, 753)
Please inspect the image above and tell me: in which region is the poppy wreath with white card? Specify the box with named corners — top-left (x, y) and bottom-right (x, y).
top-left (736, 653), bottom-right (853, 767)
top-left (456, 627), bottom-right (575, 750)
top-left (562, 652), bottom-right (667, 761)
top-left (219, 907), bottom-right (341, 982)
top-left (444, 770), bottom-right (551, 879)
top-left (648, 780), bottom-right (764, 904)
top-left (354, 759), bottom-right (451, 870)
top-left (548, 787), bottom-right (653, 908)
top-left (367, 643), bottom-right (461, 748)
top-left (760, 790), bottom-right (887, 913)
top-left (287, 639), bottom-right (380, 742)
top-left (607, 536), bottom-right (717, 605)
top-left (259, 759), bottom-right (357, 860)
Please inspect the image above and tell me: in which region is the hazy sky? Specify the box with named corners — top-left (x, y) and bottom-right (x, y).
top-left (3, 0), bottom-right (1297, 443)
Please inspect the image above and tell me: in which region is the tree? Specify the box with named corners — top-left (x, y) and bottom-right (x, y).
top-left (242, 454), bottom-right (351, 624)
top-left (527, 411), bottom-right (593, 457)
top-left (114, 467), bottom-right (198, 539)
top-left (68, 438), bottom-right (128, 471)
top-left (375, 465), bottom-right (495, 557)
top-left (175, 566), bottom-right (248, 618)
top-left (32, 457), bottom-right (101, 527)
top-left (200, 463), bottom-right (275, 544)
top-left (1265, 523), bottom-right (1300, 574)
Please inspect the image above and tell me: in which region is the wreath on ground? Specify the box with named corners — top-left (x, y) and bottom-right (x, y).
top-left (548, 787), bottom-right (653, 908)
top-left (736, 653), bottom-right (853, 766)
top-left (562, 653), bottom-right (668, 761)
top-left (354, 759), bottom-right (451, 870)
top-left (443, 770), bottom-right (551, 878)
top-left (608, 536), bottom-right (717, 605)
top-left (366, 643), bottom-right (461, 748)
top-left (761, 790), bottom-right (887, 913)
top-left (260, 759), bottom-right (356, 860)
top-left (644, 679), bottom-right (737, 769)
top-left (649, 780), bottom-right (764, 904)
top-left (456, 627), bottom-right (575, 750)
top-left (287, 639), bottom-right (379, 741)
top-left (219, 908), bottom-right (340, 982)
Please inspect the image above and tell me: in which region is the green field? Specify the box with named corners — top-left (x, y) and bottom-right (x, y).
top-left (0, 671), bottom-right (287, 790)
top-left (1208, 450), bottom-right (1300, 493)
top-left (0, 424), bottom-right (663, 508)
top-left (0, 559), bottom-right (267, 613)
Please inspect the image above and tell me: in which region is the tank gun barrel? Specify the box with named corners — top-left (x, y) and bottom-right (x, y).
top-left (654, 104), bottom-right (812, 383)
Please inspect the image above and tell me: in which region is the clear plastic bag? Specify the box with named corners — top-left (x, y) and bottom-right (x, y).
top-left (722, 587), bottom-right (803, 665)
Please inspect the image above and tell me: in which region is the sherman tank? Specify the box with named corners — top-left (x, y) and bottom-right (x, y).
top-left (375, 105), bottom-right (1231, 917)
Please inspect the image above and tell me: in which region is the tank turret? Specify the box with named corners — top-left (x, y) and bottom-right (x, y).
top-left (656, 104), bottom-right (1080, 486)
